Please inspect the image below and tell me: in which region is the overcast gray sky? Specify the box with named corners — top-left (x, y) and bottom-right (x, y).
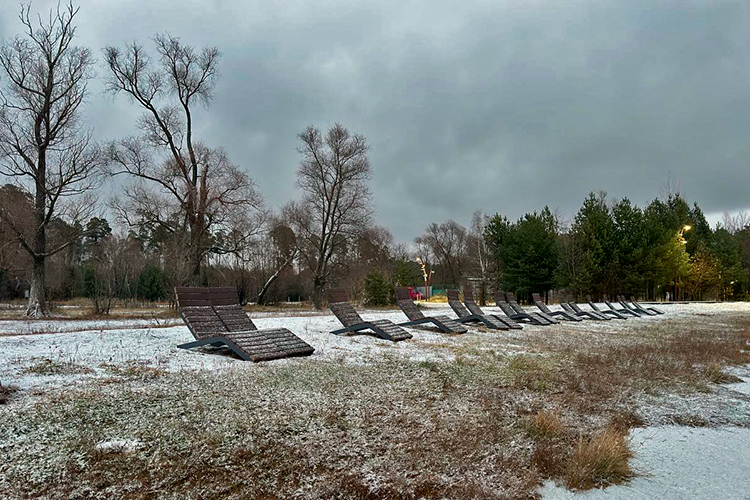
top-left (1, 0), bottom-right (749, 241)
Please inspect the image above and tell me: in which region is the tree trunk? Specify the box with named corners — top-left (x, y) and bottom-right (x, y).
top-left (312, 275), bottom-right (324, 310)
top-left (189, 230), bottom-right (203, 284)
top-left (27, 256), bottom-right (49, 317)
top-left (27, 174), bottom-right (49, 317)
top-left (257, 252), bottom-right (296, 305)
top-left (478, 280), bottom-right (487, 306)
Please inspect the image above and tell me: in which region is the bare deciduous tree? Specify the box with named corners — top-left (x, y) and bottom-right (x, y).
top-left (0, 3), bottom-right (103, 316)
top-left (467, 210), bottom-right (491, 304)
top-left (721, 210), bottom-right (750, 234)
top-left (285, 124), bottom-right (373, 309)
top-left (415, 220), bottom-right (468, 287)
top-left (104, 35), bottom-right (265, 282)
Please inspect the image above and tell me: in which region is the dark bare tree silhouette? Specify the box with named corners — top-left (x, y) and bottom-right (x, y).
top-left (285, 124), bottom-right (373, 309)
top-left (104, 35), bottom-right (265, 282)
top-left (0, 3), bottom-right (103, 316)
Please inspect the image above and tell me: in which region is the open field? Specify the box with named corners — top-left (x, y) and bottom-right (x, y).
top-left (1, 302), bottom-right (749, 499)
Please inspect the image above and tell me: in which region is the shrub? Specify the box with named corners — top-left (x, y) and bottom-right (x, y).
top-left (138, 265), bottom-right (165, 302)
top-left (363, 266), bottom-right (391, 306)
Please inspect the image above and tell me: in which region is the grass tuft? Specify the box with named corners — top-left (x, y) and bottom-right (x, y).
top-left (701, 363), bottom-right (743, 385)
top-left (527, 410), bottom-right (567, 439)
top-left (23, 358), bottom-right (94, 376)
top-left (564, 428), bottom-right (634, 490)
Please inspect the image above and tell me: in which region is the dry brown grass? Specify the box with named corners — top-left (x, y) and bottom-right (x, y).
top-left (527, 410), bottom-right (567, 439)
top-left (0, 383), bottom-right (18, 404)
top-left (2, 311), bottom-right (749, 499)
top-left (22, 358), bottom-right (94, 376)
top-left (564, 428), bottom-right (634, 490)
top-left (98, 362), bottom-right (167, 380)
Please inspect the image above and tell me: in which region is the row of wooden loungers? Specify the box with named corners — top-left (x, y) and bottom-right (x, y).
top-left (174, 286), bottom-right (664, 362)
top-left (529, 292), bottom-right (664, 321)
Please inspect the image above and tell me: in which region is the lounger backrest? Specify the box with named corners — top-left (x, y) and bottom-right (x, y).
top-left (394, 287), bottom-right (424, 321)
top-left (569, 302), bottom-right (583, 313)
top-left (174, 287), bottom-right (227, 340)
top-left (494, 291), bottom-right (517, 316)
top-left (327, 288), bottom-right (365, 327)
top-left (463, 285), bottom-right (485, 316)
top-left (447, 289), bottom-right (471, 318)
top-left (560, 302), bottom-right (574, 313)
top-left (532, 293), bottom-right (552, 313)
top-left (208, 287), bottom-right (257, 331)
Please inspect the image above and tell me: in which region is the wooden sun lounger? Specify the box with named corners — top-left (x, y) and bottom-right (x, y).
top-left (619, 295), bottom-right (657, 316)
top-left (394, 287), bottom-right (468, 333)
top-left (494, 290), bottom-right (552, 325)
top-left (447, 289), bottom-right (509, 330)
top-left (587, 295), bottom-right (628, 319)
top-left (603, 294), bottom-right (640, 317)
top-left (209, 287), bottom-right (258, 331)
top-left (562, 301), bottom-right (609, 320)
top-left (463, 284), bottom-right (522, 330)
top-left (175, 287), bottom-right (315, 362)
top-left (531, 293), bottom-right (581, 322)
top-left (327, 289), bottom-right (412, 341)
top-left (630, 296), bottom-right (665, 315)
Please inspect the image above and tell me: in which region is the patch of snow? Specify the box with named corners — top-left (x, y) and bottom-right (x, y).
top-left (0, 317), bottom-right (181, 335)
top-left (728, 377), bottom-right (750, 397)
top-left (540, 425), bottom-right (750, 499)
top-left (94, 439), bottom-right (144, 454)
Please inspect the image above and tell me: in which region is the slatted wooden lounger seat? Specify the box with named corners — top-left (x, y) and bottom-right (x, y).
top-left (463, 284), bottom-right (522, 330)
top-left (209, 287), bottom-right (258, 331)
top-left (394, 287), bottom-right (468, 333)
top-left (630, 296), bottom-right (665, 315)
top-left (446, 289), bottom-right (509, 330)
top-left (494, 291), bottom-right (552, 326)
top-left (175, 287), bottom-right (315, 362)
top-left (618, 295), bottom-right (657, 316)
top-left (531, 293), bottom-right (580, 322)
top-left (587, 295), bottom-right (628, 319)
top-left (327, 288), bottom-right (412, 341)
top-left (561, 301), bottom-right (609, 320)
top-left (603, 294), bottom-right (640, 317)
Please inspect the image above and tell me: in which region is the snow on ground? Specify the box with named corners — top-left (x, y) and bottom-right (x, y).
top-left (0, 317), bottom-right (181, 335)
top-left (0, 306), bottom-right (526, 390)
top-left (540, 423), bottom-right (750, 499)
top-left (0, 301), bottom-right (745, 393)
top-left (2, 301), bottom-right (750, 498)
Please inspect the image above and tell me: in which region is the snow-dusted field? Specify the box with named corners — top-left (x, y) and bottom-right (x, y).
top-left (1, 301), bottom-right (749, 499)
top-left (0, 301), bottom-right (741, 392)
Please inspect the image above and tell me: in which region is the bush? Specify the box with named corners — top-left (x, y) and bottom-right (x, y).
top-left (363, 266), bottom-right (391, 306)
top-left (138, 265), bottom-right (165, 302)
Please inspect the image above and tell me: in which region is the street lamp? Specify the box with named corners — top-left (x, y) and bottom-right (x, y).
top-left (674, 225), bottom-right (692, 300)
top-left (416, 257), bottom-right (430, 300)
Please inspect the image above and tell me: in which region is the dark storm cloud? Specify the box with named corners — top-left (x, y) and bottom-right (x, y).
top-left (1, 0), bottom-right (749, 239)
